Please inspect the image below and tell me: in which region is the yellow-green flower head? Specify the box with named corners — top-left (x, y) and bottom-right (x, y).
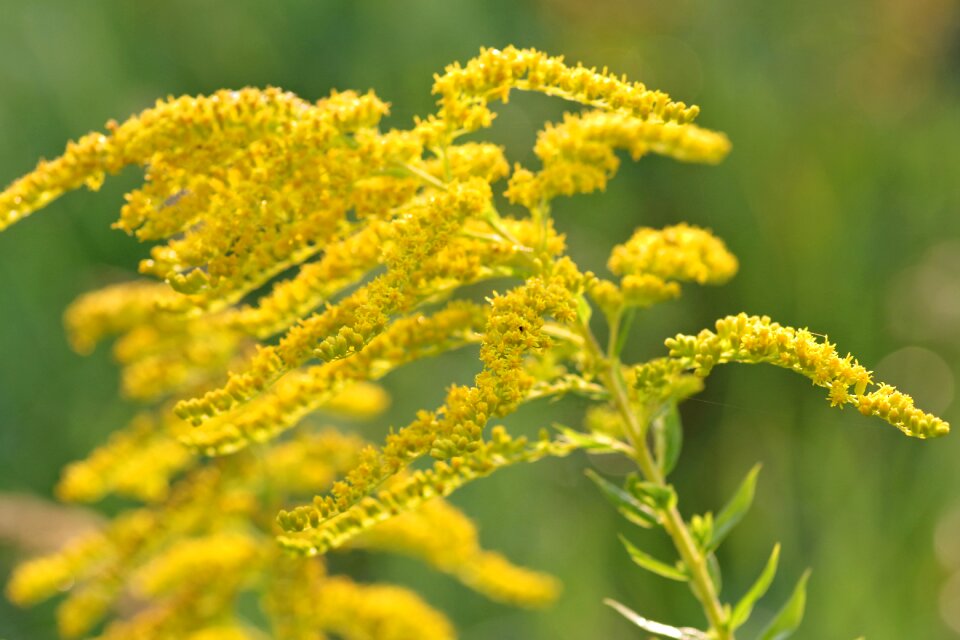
top-left (666, 313), bottom-right (950, 438)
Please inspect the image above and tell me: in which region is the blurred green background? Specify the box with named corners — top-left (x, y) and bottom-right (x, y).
top-left (1, 0), bottom-right (959, 638)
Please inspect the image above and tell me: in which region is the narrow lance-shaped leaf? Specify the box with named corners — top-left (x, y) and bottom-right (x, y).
top-left (604, 598), bottom-right (708, 640)
top-left (653, 403), bottom-right (683, 476)
top-left (731, 543), bottom-right (780, 630)
top-left (555, 424), bottom-right (633, 456)
top-left (710, 463), bottom-right (761, 551)
top-left (612, 307), bottom-right (636, 358)
top-left (619, 535), bottom-right (688, 582)
top-left (757, 570), bottom-right (811, 640)
top-left (585, 469), bottom-right (657, 528)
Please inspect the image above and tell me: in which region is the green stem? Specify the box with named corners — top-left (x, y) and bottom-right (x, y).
top-left (576, 316), bottom-right (731, 639)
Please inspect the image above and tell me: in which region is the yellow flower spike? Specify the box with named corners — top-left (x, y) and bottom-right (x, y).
top-left (6, 532), bottom-right (107, 606)
top-left (111, 320), bottom-right (249, 402)
top-left (665, 313), bottom-right (950, 438)
top-left (63, 281), bottom-right (179, 355)
top-left (175, 179), bottom-right (491, 424)
top-left (132, 532), bottom-right (260, 598)
top-left (223, 218), bottom-right (389, 339)
top-left (179, 301), bottom-right (488, 455)
top-left (313, 577), bottom-right (455, 640)
top-left (505, 111), bottom-right (731, 209)
top-left (1, 86), bottom-right (409, 320)
top-left (56, 583), bottom-right (116, 639)
top-left (277, 428), bottom-right (578, 554)
top-left (352, 499), bottom-right (560, 607)
top-left (297, 262), bottom-right (582, 523)
top-left (57, 411), bottom-right (191, 503)
top-left (458, 551), bottom-right (561, 608)
top-left (349, 175), bottom-right (421, 218)
top-left (96, 580), bottom-right (245, 640)
top-left (432, 46), bottom-right (702, 136)
top-left (0, 87), bottom-right (383, 232)
top-left (12, 465), bottom-right (234, 611)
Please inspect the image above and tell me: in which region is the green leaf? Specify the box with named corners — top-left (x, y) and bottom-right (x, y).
top-left (757, 570), bottom-right (810, 640)
top-left (585, 469), bottom-right (658, 528)
top-left (710, 463), bottom-right (761, 551)
top-left (731, 543), bottom-right (780, 629)
top-left (620, 535), bottom-right (688, 582)
top-left (604, 599), bottom-right (708, 639)
top-left (626, 475), bottom-right (677, 511)
top-left (653, 403), bottom-right (683, 476)
top-left (554, 424), bottom-right (633, 455)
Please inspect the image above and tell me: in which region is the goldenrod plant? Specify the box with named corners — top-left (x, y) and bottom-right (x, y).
top-left (0, 46), bottom-right (949, 639)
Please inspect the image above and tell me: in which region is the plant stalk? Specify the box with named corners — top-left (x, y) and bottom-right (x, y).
top-left (577, 315), bottom-right (731, 639)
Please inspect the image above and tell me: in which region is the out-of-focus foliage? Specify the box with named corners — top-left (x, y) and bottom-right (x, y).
top-left (0, 1), bottom-right (958, 639)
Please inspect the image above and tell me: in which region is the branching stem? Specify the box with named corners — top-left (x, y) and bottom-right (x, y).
top-left (575, 311), bottom-right (732, 639)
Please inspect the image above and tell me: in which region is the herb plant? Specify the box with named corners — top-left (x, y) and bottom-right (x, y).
top-left (0, 46), bottom-right (948, 639)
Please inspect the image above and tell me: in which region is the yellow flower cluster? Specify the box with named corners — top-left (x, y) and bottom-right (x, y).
top-left (2, 43), bottom-right (947, 639)
top-left (56, 411), bottom-right (191, 503)
top-left (10, 425), bottom-right (557, 639)
top-left (587, 224), bottom-right (736, 316)
top-left (63, 281), bottom-right (179, 355)
top-left (174, 179), bottom-right (491, 424)
top-left (352, 499), bottom-right (560, 607)
top-left (506, 112), bottom-right (730, 209)
top-left (421, 142), bottom-right (511, 184)
top-left (609, 223), bottom-right (737, 285)
top-left (612, 223), bottom-right (738, 306)
top-left (181, 301), bottom-right (488, 455)
top-left (665, 313), bottom-right (950, 438)
top-left (294, 261), bottom-right (582, 527)
top-left (277, 426), bottom-right (577, 553)
top-left (311, 577), bottom-right (455, 640)
top-left (431, 46), bottom-right (702, 135)
top-left (132, 532), bottom-right (259, 597)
